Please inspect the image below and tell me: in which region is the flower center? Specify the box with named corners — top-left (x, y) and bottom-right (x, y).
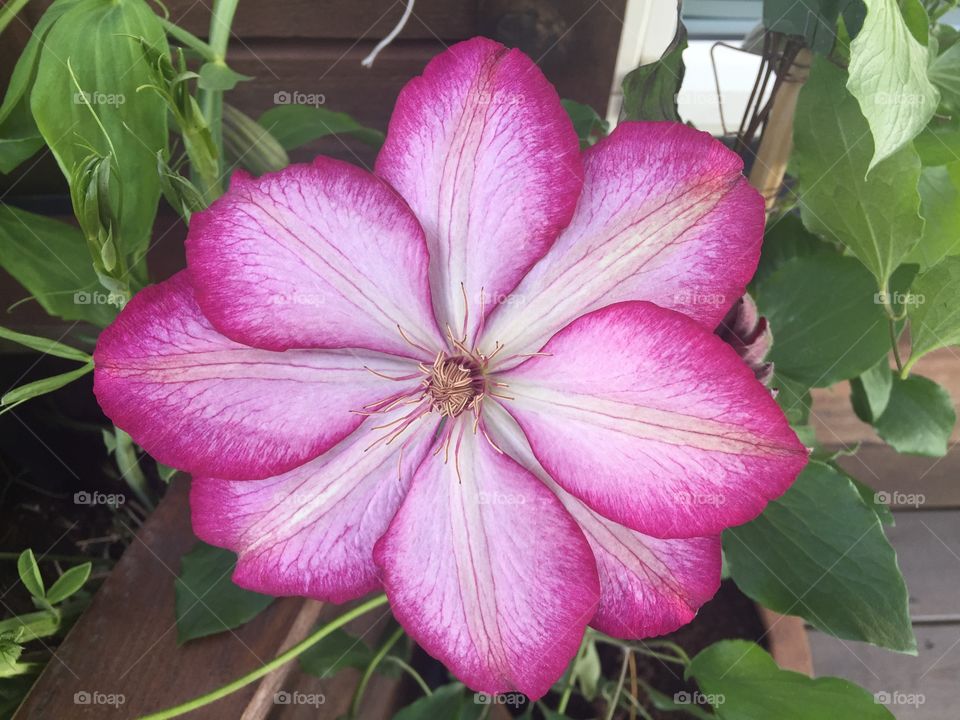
top-left (423, 353), bottom-right (484, 417)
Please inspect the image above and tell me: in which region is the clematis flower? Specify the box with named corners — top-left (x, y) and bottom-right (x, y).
top-left (94, 37), bottom-right (806, 698)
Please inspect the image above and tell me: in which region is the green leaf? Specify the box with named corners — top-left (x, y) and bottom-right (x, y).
top-left (644, 683), bottom-right (715, 719)
top-left (845, 472), bottom-right (896, 526)
top-left (1, 362), bottom-right (94, 410)
top-left (873, 374), bottom-right (955, 455)
top-left (687, 640), bottom-right (896, 720)
top-left (561, 99), bottom-right (609, 149)
top-left (16, 550), bottom-right (44, 600)
top-left (197, 62), bottom-right (252, 91)
top-left (724, 461), bottom-right (916, 653)
top-left (752, 213), bottom-right (835, 291)
top-left (258, 105), bottom-right (384, 151)
top-left (763, 0), bottom-right (855, 53)
top-left (175, 542), bottom-right (274, 644)
top-left (45, 563), bottom-right (92, 605)
top-left (906, 256), bottom-right (960, 369)
top-left (620, 21), bottom-right (686, 122)
top-left (914, 120), bottom-right (960, 166)
top-left (930, 41), bottom-right (960, 110)
top-left (847, 0), bottom-right (939, 170)
top-left (392, 683), bottom-right (484, 720)
top-left (904, 163), bottom-right (960, 269)
top-left (795, 57), bottom-right (924, 289)
top-left (0, 326), bottom-right (90, 362)
top-left (850, 359), bottom-right (893, 422)
top-left (754, 253), bottom-right (908, 387)
top-left (0, 204), bottom-right (117, 325)
top-left (298, 628), bottom-right (374, 676)
top-left (0, 0), bottom-right (81, 173)
top-left (30, 0), bottom-right (169, 263)
top-left (575, 639), bottom-right (601, 700)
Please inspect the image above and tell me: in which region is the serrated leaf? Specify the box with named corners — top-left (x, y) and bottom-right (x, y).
top-left (45, 563), bottom-right (91, 605)
top-left (873, 374), bottom-right (955, 455)
top-left (847, 0), bottom-right (939, 170)
top-left (16, 550), bottom-right (44, 600)
top-left (175, 542), bottom-right (274, 644)
top-left (724, 461), bottom-right (916, 653)
top-left (795, 57), bottom-right (924, 289)
top-left (687, 640), bottom-right (896, 719)
top-left (620, 21), bottom-right (686, 122)
top-left (906, 256), bottom-right (960, 369)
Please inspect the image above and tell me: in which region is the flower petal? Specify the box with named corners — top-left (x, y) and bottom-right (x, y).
top-left (481, 122), bottom-right (765, 363)
top-left (374, 421), bottom-right (599, 698)
top-left (484, 402), bottom-right (722, 638)
top-left (186, 158), bottom-right (443, 358)
top-left (499, 301), bottom-right (807, 539)
top-left (94, 272), bottom-right (417, 480)
top-left (191, 410), bottom-right (439, 602)
top-left (375, 37), bottom-right (583, 345)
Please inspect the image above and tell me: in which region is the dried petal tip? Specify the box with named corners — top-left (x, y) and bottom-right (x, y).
top-left (716, 294), bottom-right (774, 387)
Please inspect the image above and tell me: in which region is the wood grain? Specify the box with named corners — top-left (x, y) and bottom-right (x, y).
top-left (13, 477), bottom-right (399, 719)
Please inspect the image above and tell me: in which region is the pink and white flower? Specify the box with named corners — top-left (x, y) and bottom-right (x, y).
top-left (94, 37), bottom-right (806, 698)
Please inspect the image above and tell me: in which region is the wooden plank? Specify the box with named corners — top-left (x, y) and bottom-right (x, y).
top-left (14, 477), bottom-right (398, 719)
top-left (23, 0), bottom-right (478, 40)
top-left (878, 511), bottom-right (960, 620)
top-left (811, 348), bottom-right (960, 446)
top-left (809, 623), bottom-right (960, 720)
top-left (834, 445), bottom-right (960, 510)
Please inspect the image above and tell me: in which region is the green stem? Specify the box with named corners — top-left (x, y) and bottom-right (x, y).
top-left (889, 318), bottom-right (905, 375)
top-left (159, 18), bottom-right (216, 61)
top-left (197, 0), bottom-right (239, 186)
top-left (0, 0), bottom-right (30, 35)
top-left (349, 625), bottom-right (404, 718)
top-left (137, 594), bottom-right (389, 720)
top-left (557, 633), bottom-right (590, 714)
top-left (605, 650), bottom-right (630, 720)
top-left (381, 655), bottom-right (432, 697)
top-left (113, 426), bottom-right (153, 508)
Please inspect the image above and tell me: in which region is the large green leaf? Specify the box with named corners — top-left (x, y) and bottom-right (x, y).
top-left (620, 21), bottom-right (686, 123)
top-left (904, 163), bottom-right (960, 269)
top-left (906, 256), bottom-right (960, 369)
top-left (754, 253), bottom-right (907, 387)
top-left (29, 0), bottom-right (168, 264)
top-left (0, 204), bottom-right (115, 325)
top-left (724, 461), bottom-right (916, 653)
top-left (847, 0), bottom-right (939, 170)
top-left (752, 213), bottom-right (835, 291)
top-left (257, 105), bottom-right (384, 151)
top-left (914, 120), bottom-right (960, 166)
top-left (687, 640), bottom-right (896, 720)
top-left (0, 0), bottom-right (81, 173)
top-left (873, 374), bottom-right (955, 455)
top-left (795, 57), bottom-right (924, 289)
top-left (174, 542), bottom-right (274, 644)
